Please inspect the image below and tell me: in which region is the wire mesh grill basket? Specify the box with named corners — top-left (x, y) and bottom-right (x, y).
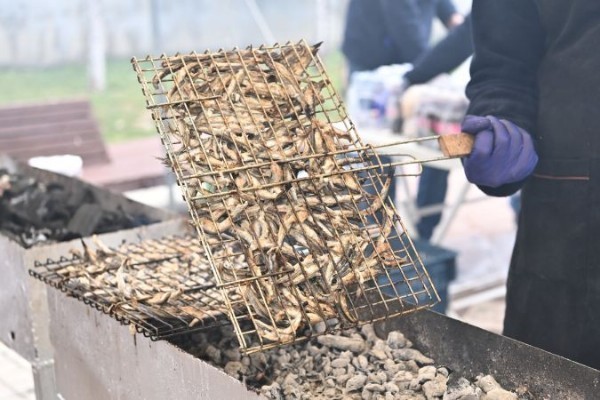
top-left (129, 40), bottom-right (440, 352)
top-left (29, 235), bottom-right (234, 339)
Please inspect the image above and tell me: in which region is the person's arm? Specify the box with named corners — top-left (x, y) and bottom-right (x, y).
top-left (467, 0), bottom-right (544, 134)
top-left (465, 0), bottom-right (545, 196)
top-left (436, 0), bottom-right (462, 28)
top-left (405, 14), bottom-right (473, 85)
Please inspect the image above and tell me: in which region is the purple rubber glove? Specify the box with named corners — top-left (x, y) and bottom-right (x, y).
top-left (461, 115), bottom-right (538, 188)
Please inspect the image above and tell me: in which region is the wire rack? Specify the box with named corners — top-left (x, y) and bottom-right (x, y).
top-left (128, 40), bottom-right (439, 352)
top-left (29, 235), bottom-right (235, 339)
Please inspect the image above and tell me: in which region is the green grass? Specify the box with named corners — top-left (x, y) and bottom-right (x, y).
top-left (0, 60), bottom-right (154, 143)
top-left (322, 50), bottom-right (347, 96)
top-left (0, 52), bottom-right (346, 143)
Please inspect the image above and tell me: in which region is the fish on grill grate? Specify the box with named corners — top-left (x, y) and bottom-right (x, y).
top-left (31, 235), bottom-right (238, 336)
top-left (130, 41), bottom-right (440, 351)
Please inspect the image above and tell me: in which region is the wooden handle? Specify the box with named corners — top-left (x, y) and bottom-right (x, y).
top-left (437, 133), bottom-right (474, 158)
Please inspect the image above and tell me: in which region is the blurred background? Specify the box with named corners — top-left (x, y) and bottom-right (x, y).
top-left (0, 0), bottom-right (470, 142)
top-left (1, 1), bottom-right (515, 398)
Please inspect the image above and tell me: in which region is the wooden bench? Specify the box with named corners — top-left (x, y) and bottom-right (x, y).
top-left (0, 99), bottom-right (169, 193)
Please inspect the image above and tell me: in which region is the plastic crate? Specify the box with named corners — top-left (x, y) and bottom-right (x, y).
top-left (412, 239), bottom-right (456, 313)
top-left (378, 237), bottom-right (456, 314)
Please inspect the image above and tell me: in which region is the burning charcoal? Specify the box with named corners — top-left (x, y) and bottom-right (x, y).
top-left (383, 359), bottom-right (400, 379)
top-left (361, 324), bottom-right (378, 343)
top-left (175, 324), bottom-right (519, 400)
top-left (476, 375), bottom-right (517, 400)
top-left (260, 382), bottom-right (283, 399)
top-left (393, 370), bottom-right (414, 384)
top-left (417, 366), bottom-right (437, 383)
top-left (331, 358), bottom-right (350, 369)
top-left (339, 350), bottom-right (354, 361)
top-left (374, 338), bottom-right (394, 359)
top-left (250, 351), bottom-right (268, 370)
top-left (443, 378), bottom-right (479, 400)
top-left (364, 383), bottom-right (386, 393)
top-left (387, 331), bottom-right (408, 349)
top-left (357, 354), bottom-right (369, 371)
top-left (393, 349), bottom-right (434, 365)
top-left (513, 385), bottom-right (535, 400)
top-left (422, 375), bottom-right (448, 399)
top-left (409, 378), bottom-right (422, 391)
top-left (361, 389), bottom-right (372, 400)
top-left (384, 381), bottom-right (399, 394)
top-left (377, 371), bottom-right (388, 384)
top-left (369, 347), bottom-right (388, 361)
top-left (204, 344), bottom-right (222, 364)
top-left (277, 351), bottom-right (292, 366)
top-left (317, 335), bottom-right (366, 353)
top-left (346, 364), bottom-right (357, 377)
top-left (223, 348), bottom-right (242, 362)
top-left (403, 394), bottom-right (426, 400)
top-left (405, 360), bottom-right (420, 373)
top-left (322, 360), bottom-right (332, 376)
top-left (313, 321), bottom-right (327, 334)
top-left (224, 361), bottom-right (243, 378)
top-left (346, 374), bottom-right (368, 392)
top-left (335, 374), bottom-right (350, 386)
top-left (306, 344), bottom-right (322, 356)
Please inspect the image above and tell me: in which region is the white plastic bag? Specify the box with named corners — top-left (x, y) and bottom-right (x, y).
top-left (28, 154), bottom-right (84, 177)
top-left (346, 64), bottom-right (413, 130)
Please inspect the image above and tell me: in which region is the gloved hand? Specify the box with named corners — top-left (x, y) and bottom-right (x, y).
top-left (461, 115), bottom-right (538, 188)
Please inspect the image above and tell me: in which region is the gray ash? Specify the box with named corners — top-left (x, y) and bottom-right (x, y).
top-left (172, 324), bottom-right (530, 400)
top-left (0, 169), bottom-right (154, 248)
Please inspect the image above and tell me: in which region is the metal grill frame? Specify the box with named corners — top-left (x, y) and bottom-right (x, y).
top-left (29, 235), bottom-right (234, 340)
top-left (131, 40), bottom-right (440, 353)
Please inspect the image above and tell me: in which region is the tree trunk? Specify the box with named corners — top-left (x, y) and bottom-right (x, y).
top-left (86, 0), bottom-right (106, 91)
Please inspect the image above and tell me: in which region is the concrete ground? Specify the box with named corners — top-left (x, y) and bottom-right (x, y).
top-left (0, 169), bottom-right (515, 398)
top-left (0, 345), bottom-right (35, 400)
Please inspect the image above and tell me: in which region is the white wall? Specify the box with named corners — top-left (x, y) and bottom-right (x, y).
top-left (0, 0), bottom-right (349, 66)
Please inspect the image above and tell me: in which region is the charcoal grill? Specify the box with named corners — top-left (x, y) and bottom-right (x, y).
top-left (28, 40), bottom-right (474, 356)
top-left (46, 289), bottom-right (600, 400)
top-left (20, 39), bottom-right (599, 398)
top-left (30, 234), bottom-right (233, 340)
top-left (127, 40), bottom-right (477, 353)
top-left (0, 156), bottom-right (184, 399)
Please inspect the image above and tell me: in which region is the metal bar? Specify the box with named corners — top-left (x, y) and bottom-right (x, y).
top-left (176, 135), bottom-right (443, 181)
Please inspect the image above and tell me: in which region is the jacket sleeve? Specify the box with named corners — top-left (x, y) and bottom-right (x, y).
top-left (405, 14), bottom-right (473, 85)
top-left (436, 0), bottom-right (457, 25)
top-left (466, 0), bottom-right (546, 197)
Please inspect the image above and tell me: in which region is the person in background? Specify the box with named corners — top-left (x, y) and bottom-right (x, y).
top-left (403, 14), bottom-right (473, 88)
top-left (401, 14), bottom-right (521, 234)
top-left (341, 0), bottom-right (465, 240)
top-left (400, 14), bottom-right (473, 240)
top-left (462, 0), bottom-right (600, 369)
top-left (342, 0), bottom-right (464, 76)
